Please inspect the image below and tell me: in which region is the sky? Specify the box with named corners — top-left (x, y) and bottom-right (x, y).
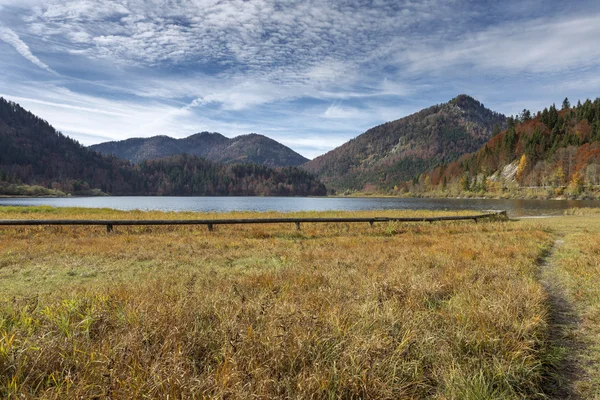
top-left (1, 1), bottom-right (600, 159)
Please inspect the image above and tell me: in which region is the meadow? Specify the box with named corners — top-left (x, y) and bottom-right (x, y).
top-left (0, 206), bottom-right (589, 399)
top-left (521, 210), bottom-right (600, 398)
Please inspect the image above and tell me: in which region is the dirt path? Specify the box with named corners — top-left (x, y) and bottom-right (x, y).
top-left (539, 237), bottom-right (585, 399)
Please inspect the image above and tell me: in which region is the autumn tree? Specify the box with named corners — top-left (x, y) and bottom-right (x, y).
top-left (553, 166), bottom-right (565, 187)
top-left (585, 164), bottom-right (599, 187)
top-left (516, 154), bottom-right (528, 184)
top-left (423, 174), bottom-right (431, 191)
top-left (568, 171), bottom-right (584, 195)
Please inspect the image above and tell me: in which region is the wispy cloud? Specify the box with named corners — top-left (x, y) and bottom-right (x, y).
top-left (0, 0), bottom-right (599, 158)
top-left (398, 14), bottom-right (600, 75)
top-left (0, 25), bottom-right (56, 73)
top-left (0, 85), bottom-right (255, 142)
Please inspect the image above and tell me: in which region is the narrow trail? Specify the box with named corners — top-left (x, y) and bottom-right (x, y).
top-left (539, 237), bottom-right (585, 399)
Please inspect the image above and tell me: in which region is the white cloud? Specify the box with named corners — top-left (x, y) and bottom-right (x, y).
top-left (323, 103), bottom-right (363, 119)
top-left (0, 0), bottom-right (41, 6)
top-left (398, 14), bottom-right (600, 75)
top-left (0, 85), bottom-right (255, 144)
top-left (9, 0), bottom-right (448, 74)
top-left (0, 25), bottom-right (56, 73)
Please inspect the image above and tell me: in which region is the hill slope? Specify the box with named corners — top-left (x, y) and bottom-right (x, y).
top-left (0, 97), bottom-right (138, 194)
top-left (303, 95), bottom-right (506, 192)
top-left (90, 132), bottom-right (309, 167)
top-left (0, 98), bottom-right (326, 196)
top-left (408, 98), bottom-right (600, 198)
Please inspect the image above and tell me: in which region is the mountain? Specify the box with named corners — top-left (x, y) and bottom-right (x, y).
top-left (0, 97), bottom-right (326, 196)
top-left (407, 98), bottom-right (600, 198)
top-left (90, 132), bottom-right (309, 167)
top-left (0, 97), bottom-right (138, 194)
top-left (303, 95), bottom-right (507, 192)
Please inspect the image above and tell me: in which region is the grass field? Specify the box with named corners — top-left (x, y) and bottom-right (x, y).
top-left (521, 211), bottom-right (600, 398)
top-left (0, 206), bottom-right (591, 399)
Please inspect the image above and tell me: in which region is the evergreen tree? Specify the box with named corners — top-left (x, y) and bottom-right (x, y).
top-left (459, 173), bottom-right (470, 192)
top-left (492, 123), bottom-right (501, 136)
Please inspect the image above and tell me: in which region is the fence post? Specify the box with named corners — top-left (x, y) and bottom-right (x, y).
top-left (106, 224), bottom-right (113, 233)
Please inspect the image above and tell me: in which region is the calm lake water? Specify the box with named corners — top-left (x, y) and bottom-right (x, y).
top-left (1, 196), bottom-right (600, 217)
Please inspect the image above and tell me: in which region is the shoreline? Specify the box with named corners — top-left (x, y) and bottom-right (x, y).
top-left (333, 192), bottom-right (600, 201)
top-left (1, 193), bottom-right (599, 200)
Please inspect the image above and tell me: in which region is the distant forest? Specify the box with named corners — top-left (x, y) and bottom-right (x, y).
top-left (0, 98), bottom-right (326, 196)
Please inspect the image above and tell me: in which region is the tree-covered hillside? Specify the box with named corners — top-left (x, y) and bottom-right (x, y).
top-left (0, 98), bottom-right (138, 194)
top-left (136, 155), bottom-right (326, 196)
top-left (303, 95), bottom-right (506, 192)
top-left (0, 98), bottom-right (326, 196)
top-left (407, 98), bottom-right (600, 198)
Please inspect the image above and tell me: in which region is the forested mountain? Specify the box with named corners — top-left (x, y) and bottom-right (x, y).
top-left (303, 95), bottom-right (507, 192)
top-left (407, 98), bottom-right (600, 198)
top-left (0, 98), bottom-right (138, 194)
top-left (90, 132), bottom-right (309, 167)
top-left (0, 98), bottom-right (326, 196)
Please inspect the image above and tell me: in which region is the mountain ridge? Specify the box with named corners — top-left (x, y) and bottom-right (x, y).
top-left (303, 95), bottom-right (507, 192)
top-left (90, 132), bottom-right (309, 167)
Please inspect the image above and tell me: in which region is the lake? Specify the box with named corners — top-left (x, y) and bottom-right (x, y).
top-left (1, 196), bottom-right (600, 217)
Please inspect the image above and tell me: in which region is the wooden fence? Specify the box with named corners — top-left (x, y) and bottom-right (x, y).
top-left (0, 211), bottom-right (508, 233)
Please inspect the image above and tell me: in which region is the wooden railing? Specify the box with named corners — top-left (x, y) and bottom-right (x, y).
top-left (0, 211), bottom-right (508, 232)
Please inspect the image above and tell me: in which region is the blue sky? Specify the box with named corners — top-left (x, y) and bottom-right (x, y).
top-left (1, 0), bottom-right (600, 159)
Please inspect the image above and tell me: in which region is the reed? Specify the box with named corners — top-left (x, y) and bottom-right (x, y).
top-left (0, 207), bottom-right (553, 398)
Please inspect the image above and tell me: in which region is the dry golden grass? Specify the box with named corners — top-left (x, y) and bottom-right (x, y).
top-left (563, 207), bottom-right (600, 215)
top-left (0, 207), bottom-right (553, 399)
top-left (522, 212), bottom-right (600, 398)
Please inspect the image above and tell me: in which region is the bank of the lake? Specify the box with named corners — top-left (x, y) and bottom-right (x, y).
top-left (341, 188), bottom-right (600, 201)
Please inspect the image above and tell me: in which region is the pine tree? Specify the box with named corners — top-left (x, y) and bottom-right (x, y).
top-left (492, 123), bottom-right (501, 136)
top-left (459, 174), bottom-right (470, 192)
